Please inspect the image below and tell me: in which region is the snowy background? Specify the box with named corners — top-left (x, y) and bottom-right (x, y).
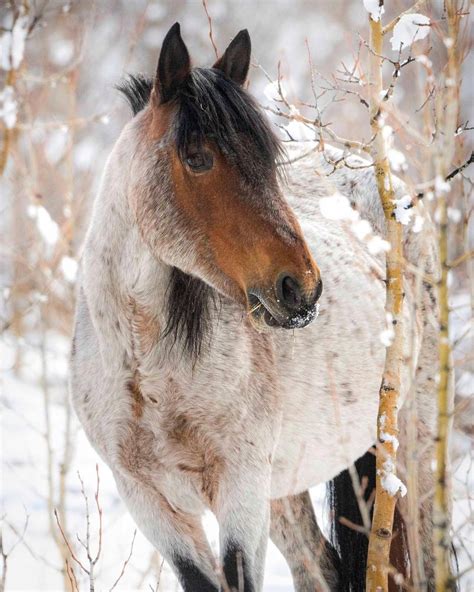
top-left (1, 1), bottom-right (472, 590)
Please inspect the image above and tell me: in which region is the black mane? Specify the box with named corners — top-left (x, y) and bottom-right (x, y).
top-left (162, 268), bottom-right (215, 360)
top-left (117, 74), bottom-right (153, 115)
top-left (117, 69), bottom-right (281, 358)
top-left (117, 68), bottom-right (282, 177)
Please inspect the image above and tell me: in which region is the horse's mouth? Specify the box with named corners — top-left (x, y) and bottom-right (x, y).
top-left (247, 293), bottom-right (318, 330)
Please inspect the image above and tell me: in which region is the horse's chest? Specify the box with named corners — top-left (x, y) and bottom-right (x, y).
top-left (119, 411), bottom-right (224, 510)
top-left (115, 375), bottom-right (236, 508)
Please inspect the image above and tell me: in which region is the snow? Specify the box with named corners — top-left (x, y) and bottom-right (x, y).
top-left (74, 138), bottom-right (98, 170)
top-left (380, 459), bottom-right (407, 497)
top-left (435, 175), bottom-right (451, 195)
top-left (412, 214), bottom-right (424, 233)
top-left (319, 191), bottom-right (391, 254)
top-left (381, 472), bottom-right (407, 497)
top-left (27, 205), bottom-right (60, 246)
top-left (382, 126), bottom-right (407, 173)
top-left (284, 109), bottom-right (315, 141)
top-left (447, 207), bottom-right (462, 223)
top-left (263, 80), bottom-right (287, 102)
top-left (393, 194), bottom-right (413, 225)
top-left (0, 15), bottom-right (29, 70)
top-left (363, 0), bottom-right (385, 22)
top-left (0, 85), bottom-right (17, 128)
top-left (60, 257), bottom-right (78, 283)
top-left (382, 124), bottom-right (393, 141)
top-left (380, 431), bottom-right (400, 451)
top-left (388, 148), bottom-right (407, 172)
top-left (45, 129), bottom-right (69, 165)
top-left (49, 38), bottom-right (74, 66)
top-left (379, 328), bottom-right (394, 347)
top-left (351, 218), bottom-right (372, 240)
top-left (319, 191), bottom-right (358, 221)
top-left (367, 235), bottom-right (390, 255)
top-left (379, 313), bottom-right (395, 347)
top-left (390, 14), bottom-right (431, 52)
top-left (415, 54), bottom-right (432, 68)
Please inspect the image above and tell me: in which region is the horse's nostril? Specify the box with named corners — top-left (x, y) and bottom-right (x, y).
top-left (277, 275), bottom-right (303, 310)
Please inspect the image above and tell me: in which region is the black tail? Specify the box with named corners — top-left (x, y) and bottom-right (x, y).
top-left (328, 449), bottom-right (376, 592)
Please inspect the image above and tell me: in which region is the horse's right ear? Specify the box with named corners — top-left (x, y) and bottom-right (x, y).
top-left (155, 23), bottom-right (191, 104)
top-left (213, 29), bottom-right (251, 86)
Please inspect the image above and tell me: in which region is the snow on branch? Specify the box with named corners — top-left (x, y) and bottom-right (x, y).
top-left (390, 13), bottom-right (430, 52)
top-left (363, 0), bottom-right (385, 23)
top-left (0, 15), bottom-right (29, 71)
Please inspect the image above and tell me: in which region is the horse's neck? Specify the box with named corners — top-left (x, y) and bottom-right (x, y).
top-left (82, 143), bottom-right (171, 374)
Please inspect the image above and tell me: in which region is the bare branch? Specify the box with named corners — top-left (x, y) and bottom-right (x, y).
top-left (109, 530), bottom-right (137, 592)
top-left (446, 150), bottom-right (473, 181)
top-left (202, 0), bottom-right (219, 60)
top-left (54, 509), bottom-right (89, 575)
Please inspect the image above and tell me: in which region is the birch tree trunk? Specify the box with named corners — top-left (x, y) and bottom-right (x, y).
top-left (365, 6), bottom-right (406, 591)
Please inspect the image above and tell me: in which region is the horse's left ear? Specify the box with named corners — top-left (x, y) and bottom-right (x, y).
top-left (155, 22), bottom-right (191, 104)
top-left (213, 29), bottom-right (251, 86)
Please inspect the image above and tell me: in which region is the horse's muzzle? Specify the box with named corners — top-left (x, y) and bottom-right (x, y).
top-left (248, 277), bottom-right (322, 330)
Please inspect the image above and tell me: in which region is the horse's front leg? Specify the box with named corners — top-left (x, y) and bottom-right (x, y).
top-left (114, 474), bottom-right (219, 592)
top-left (215, 459), bottom-right (272, 592)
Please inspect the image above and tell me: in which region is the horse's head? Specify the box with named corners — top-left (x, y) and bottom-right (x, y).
top-left (127, 23), bottom-right (322, 332)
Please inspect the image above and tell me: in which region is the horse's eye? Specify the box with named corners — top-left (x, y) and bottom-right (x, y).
top-left (185, 151), bottom-right (213, 172)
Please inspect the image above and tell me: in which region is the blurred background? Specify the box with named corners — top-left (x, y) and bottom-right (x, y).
top-left (1, 0), bottom-right (472, 590)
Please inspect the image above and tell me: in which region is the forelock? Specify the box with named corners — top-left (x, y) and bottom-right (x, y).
top-left (174, 68), bottom-right (283, 181)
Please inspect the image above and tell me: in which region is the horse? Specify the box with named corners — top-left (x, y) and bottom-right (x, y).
top-left (70, 23), bottom-right (442, 591)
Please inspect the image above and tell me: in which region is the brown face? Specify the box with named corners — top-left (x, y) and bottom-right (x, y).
top-left (149, 23), bottom-right (322, 330)
top-left (167, 139), bottom-right (322, 330)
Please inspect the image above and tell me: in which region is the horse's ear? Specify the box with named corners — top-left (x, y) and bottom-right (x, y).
top-left (213, 29), bottom-right (251, 86)
top-left (155, 22), bottom-right (191, 104)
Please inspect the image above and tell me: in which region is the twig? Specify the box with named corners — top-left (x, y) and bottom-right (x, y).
top-left (109, 530), bottom-right (137, 592)
top-left (1, 514), bottom-right (29, 592)
top-left (4, 520), bottom-right (60, 572)
top-left (415, 151), bottom-right (473, 200)
top-left (339, 515), bottom-right (370, 535)
top-left (446, 150), bottom-right (473, 181)
top-left (448, 250), bottom-right (473, 268)
top-left (54, 509), bottom-right (89, 575)
top-left (202, 0), bottom-right (218, 59)
top-left (66, 559), bottom-right (79, 592)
